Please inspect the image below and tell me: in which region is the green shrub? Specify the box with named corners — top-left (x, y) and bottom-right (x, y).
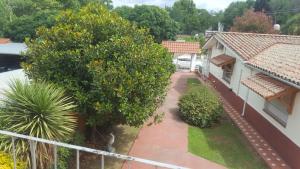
top-left (179, 82), bottom-right (223, 128)
top-left (56, 147), bottom-right (72, 169)
top-left (0, 151), bottom-right (26, 169)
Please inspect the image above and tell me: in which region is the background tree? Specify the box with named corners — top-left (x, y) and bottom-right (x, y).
top-left (1, 0), bottom-right (62, 42)
top-left (23, 4), bottom-right (174, 137)
top-left (5, 10), bottom-right (57, 42)
top-left (269, 0), bottom-right (292, 25)
top-left (282, 13), bottom-right (300, 35)
top-left (114, 5), bottom-right (179, 42)
top-left (168, 0), bottom-right (214, 34)
top-left (254, 0), bottom-right (271, 12)
top-left (223, 0), bottom-right (254, 30)
top-left (0, 80), bottom-right (77, 168)
top-left (0, 0), bottom-right (13, 36)
top-left (230, 10), bottom-right (276, 34)
top-left (78, 0), bottom-right (113, 9)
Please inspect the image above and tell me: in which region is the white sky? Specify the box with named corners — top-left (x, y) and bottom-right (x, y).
top-left (112, 0), bottom-right (246, 11)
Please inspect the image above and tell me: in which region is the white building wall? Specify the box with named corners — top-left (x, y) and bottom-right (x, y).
top-left (208, 43), bottom-right (300, 147)
top-left (0, 69), bottom-right (26, 98)
top-left (173, 53), bottom-right (198, 71)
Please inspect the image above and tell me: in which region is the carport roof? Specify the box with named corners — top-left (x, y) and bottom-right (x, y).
top-left (162, 41), bottom-right (200, 54)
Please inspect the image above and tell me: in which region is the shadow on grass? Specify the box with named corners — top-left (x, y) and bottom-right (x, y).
top-left (184, 77), bottom-right (267, 169)
top-left (188, 113), bottom-right (268, 169)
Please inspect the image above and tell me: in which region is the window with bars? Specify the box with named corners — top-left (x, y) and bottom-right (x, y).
top-left (264, 99), bottom-right (289, 127)
top-left (222, 64), bottom-right (234, 84)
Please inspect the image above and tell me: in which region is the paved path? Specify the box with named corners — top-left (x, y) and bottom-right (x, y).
top-left (122, 72), bottom-right (226, 169)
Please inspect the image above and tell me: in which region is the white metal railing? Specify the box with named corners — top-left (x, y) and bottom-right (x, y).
top-left (0, 130), bottom-right (189, 169)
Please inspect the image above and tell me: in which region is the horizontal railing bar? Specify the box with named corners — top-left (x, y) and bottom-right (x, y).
top-left (0, 130), bottom-right (188, 169)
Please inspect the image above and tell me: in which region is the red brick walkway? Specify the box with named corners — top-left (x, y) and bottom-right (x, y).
top-left (122, 72), bottom-right (226, 169)
top-left (221, 97), bottom-right (289, 169)
top-left (196, 75), bottom-right (290, 169)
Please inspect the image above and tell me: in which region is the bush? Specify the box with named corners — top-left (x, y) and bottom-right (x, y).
top-left (0, 151), bottom-right (26, 169)
top-left (179, 82), bottom-right (223, 128)
top-left (56, 147), bottom-right (72, 169)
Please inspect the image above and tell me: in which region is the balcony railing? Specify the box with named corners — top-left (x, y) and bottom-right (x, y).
top-left (0, 130), bottom-right (188, 169)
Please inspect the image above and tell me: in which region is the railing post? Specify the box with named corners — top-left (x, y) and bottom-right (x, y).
top-left (29, 140), bottom-right (37, 169)
top-left (101, 155), bottom-right (104, 169)
top-left (54, 145), bottom-right (57, 169)
top-left (76, 150), bottom-right (80, 169)
top-left (128, 160), bottom-right (131, 169)
top-left (12, 137), bottom-right (16, 169)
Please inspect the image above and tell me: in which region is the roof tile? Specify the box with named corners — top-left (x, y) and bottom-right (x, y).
top-left (241, 73), bottom-right (292, 99)
top-left (215, 32), bottom-right (300, 60)
top-left (162, 41), bottom-right (200, 54)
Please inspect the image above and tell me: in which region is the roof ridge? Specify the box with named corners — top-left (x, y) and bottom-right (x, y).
top-left (218, 31), bottom-right (300, 38)
top-left (162, 40), bottom-right (199, 44)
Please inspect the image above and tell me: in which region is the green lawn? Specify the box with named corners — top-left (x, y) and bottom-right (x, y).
top-left (186, 78), bottom-right (267, 169)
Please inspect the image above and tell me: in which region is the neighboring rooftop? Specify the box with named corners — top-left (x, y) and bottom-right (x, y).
top-left (0, 38), bottom-right (11, 44)
top-left (211, 32), bottom-right (300, 60)
top-left (246, 43), bottom-right (300, 87)
top-left (0, 42), bottom-right (27, 55)
top-left (162, 41), bottom-right (200, 54)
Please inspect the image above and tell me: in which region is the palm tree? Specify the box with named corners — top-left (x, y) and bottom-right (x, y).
top-left (0, 79), bottom-right (77, 168)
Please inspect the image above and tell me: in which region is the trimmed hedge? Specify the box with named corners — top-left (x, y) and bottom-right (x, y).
top-left (179, 81), bottom-right (223, 128)
top-left (0, 151), bottom-right (26, 169)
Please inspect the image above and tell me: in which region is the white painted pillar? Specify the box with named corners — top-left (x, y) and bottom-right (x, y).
top-left (190, 53), bottom-right (197, 71)
top-left (242, 88), bottom-right (249, 117)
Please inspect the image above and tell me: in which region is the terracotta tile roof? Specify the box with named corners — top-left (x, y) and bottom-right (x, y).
top-left (241, 73), bottom-right (292, 100)
top-left (215, 32), bottom-right (300, 60)
top-left (210, 54), bottom-right (236, 67)
top-left (246, 43), bottom-right (300, 87)
top-left (162, 41), bottom-right (200, 54)
top-left (0, 38), bottom-right (11, 44)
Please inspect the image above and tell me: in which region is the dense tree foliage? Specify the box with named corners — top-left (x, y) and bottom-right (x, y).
top-left (168, 0), bottom-right (216, 34)
top-left (282, 13), bottom-right (300, 35)
top-left (24, 4), bottom-right (174, 131)
top-left (254, 0), bottom-right (271, 12)
top-left (0, 0), bottom-right (114, 42)
top-left (5, 10), bottom-right (57, 42)
top-left (223, 0), bottom-right (254, 30)
top-left (230, 10), bottom-right (276, 34)
top-left (269, 0), bottom-right (293, 25)
top-left (114, 5), bottom-right (179, 42)
top-left (0, 0), bottom-right (12, 36)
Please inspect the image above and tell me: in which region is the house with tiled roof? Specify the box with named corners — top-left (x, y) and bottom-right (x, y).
top-left (203, 32), bottom-right (300, 169)
top-left (162, 41), bottom-right (200, 71)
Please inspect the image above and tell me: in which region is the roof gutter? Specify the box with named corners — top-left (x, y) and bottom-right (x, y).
top-left (245, 63), bottom-right (300, 90)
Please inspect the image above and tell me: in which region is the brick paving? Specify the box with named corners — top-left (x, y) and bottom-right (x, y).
top-left (122, 72), bottom-right (226, 169)
top-left (196, 75), bottom-right (290, 169)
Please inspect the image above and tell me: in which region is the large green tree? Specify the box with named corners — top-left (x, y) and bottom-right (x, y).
top-left (0, 0), bottom-right (13, 36)
top-left (254, 0), bottom-right (271, 12)
top-left (223, 0), bottom-right (254, 30)
top-left (1, 0), bottom-right (113, 42)
top-left (269, 0), bottom-right (292, 25)
top-left (24, 4), bottom-right (174, 134)
top-left (168, 0), bottom-right (214, 34)
top-left (79, 0), bottom-right (113, 9)
top-left (282, 13), bottom-right (300, 35)
top-left (2, 0), bottom-right (62, 42)
top-left (5, 10), bottom-right (57, 42)
top-left (114, 5), bottom-right (179, 42)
